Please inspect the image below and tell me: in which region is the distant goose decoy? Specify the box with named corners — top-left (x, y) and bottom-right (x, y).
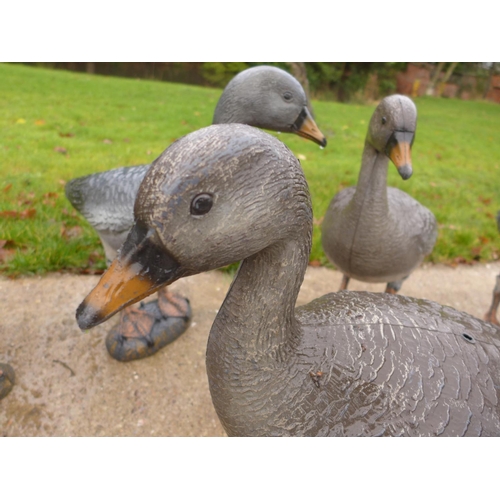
top-left (0, 363), bottom-right (15, 400)
top-left (66, 65), bottom-right (326, 362)
top-left (77, 124), bottom-right (500, 436)
top-left (321, 94), bottom-right (437, 294)
top-left (484, 211), bottom-right (500, 325)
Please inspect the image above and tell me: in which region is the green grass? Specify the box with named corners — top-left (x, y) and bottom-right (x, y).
top-left (1, 63), bottom-right (499, 276)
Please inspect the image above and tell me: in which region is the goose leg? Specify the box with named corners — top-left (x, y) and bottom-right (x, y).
top-left (385, 279), bottom-right (404, 294)
top-left (484, 274), bottom-right (500, 325)
top-left (105, 287), bottom-right (191, 362)
top-left (339, 274), bottom-right (350, 291)
top-left (0, 363), bottom-right (15, 400)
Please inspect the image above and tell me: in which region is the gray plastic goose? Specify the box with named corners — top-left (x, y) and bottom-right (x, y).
top-left (77, 124), bottom-right (500, 436)
top-left (66, 65), bottom-right (326, 362)
top-left (0, 363), bottom-right (15, 400)
top-left (321, 95), bottom-right (437, 294)
top-left (485, 211), bottom-right (500, 324)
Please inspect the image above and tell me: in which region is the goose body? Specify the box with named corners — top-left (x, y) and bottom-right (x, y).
top-left (322, 95), bottom-right (437, 293)
top-left (65, 66), bottom-right (326, 361)
top-left (77, 124), bottom-right (500, 436)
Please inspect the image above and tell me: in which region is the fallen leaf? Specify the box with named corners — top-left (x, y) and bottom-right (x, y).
top-left (54, 146), bottom-right (68, 154)
top-left (313, 216), bottom-right (324, 226)
top-left (103, 139), bottom-right (112, 144)
top-left (58, 179), bottom-right (67, 186)
top-left (479, 196), bottom-right (491, 206)
top-left (59, 132), bottom-right (75, 138)
top-left (309, 260), bottom-right (321, 267)
top-left (19, 208), bottom-right (36, 219)
top-left (35, 119), bottom-right (46, 126)
top-left (0, 208), bottom-right (36, 219)
top-left (123, 138), bottom-right (130, 143)
top-left (44, 192), bottom-right (59, 199)
top-left (0, 211), bottom-right (20, 218)
top-left (0, 247), bottom-right (15, 263)
top-left (60, 224), bottom-right (83, 240)
top-left (16, 118), bottom-right (26, 124)
top-left (2, 183), bottom-right (12, 193)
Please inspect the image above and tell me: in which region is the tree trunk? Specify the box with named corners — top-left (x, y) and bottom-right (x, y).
top-left (436, 62), bottom-right (458, 96)
top-left (426, 62), bottom-right (446, 96)
top-left (286, 62), bottom-right (314, 117)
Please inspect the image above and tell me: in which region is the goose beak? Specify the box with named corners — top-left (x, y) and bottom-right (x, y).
top-left (76, 222), bottom-right (180, 330)
top-left (292, 107), bottom-right (327, 147)
top-left (386, 130), bottom-right (414, 180)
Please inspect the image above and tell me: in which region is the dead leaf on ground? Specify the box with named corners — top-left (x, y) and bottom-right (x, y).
top-left (59, 132), bottom-right (75, 138)
top-left (0, 208), bottom-right (36, 219)
top-left (103, 139), bottom-right (112, 144)
top-left (309, 260), bottom-right (321, 267)
top-left (0, 240), bottom-right (27, 263)
top-left (35, 119), bottom-right (46, 126)
top-left (60, 224), bottom-right (84, 240)
top-left (3, 183), bottom-right (12, 193)
top-left (54, 146), bottom-right (68, 154)
top-left (479, 196), bottom-right (492, 206)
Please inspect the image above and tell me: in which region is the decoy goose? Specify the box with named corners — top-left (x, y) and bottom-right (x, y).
top-left (484, 211), bottom-right (500, 325)
top-left (0, 363), bottom-right (15, 400)
top-left (77, 124), bottom-right (500, 436)
top-left (66, 65), bottom-right (327, 362)
top-left (321, 95), bottom-right (437, 294)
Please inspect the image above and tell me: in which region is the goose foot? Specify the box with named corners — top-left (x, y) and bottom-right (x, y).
top-left (0, 363), bottom-right (15, 400)
top-left (339, 275), bottom-right (350, 291)
top-left (105, 288), bottom-right (191, 362)
top-left (484, 275), bottom-right (500, 326)
top-left (385, 279), bottom-right (404, 294)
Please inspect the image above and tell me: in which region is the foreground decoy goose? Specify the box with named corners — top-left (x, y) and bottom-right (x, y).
top-left (77, 124), bottom-right (500, 436)
top-left (322, 95), bottom-right (437, 294)
top-left (0, 363), bottom-right (15, 400)
top-left (484, 211), bottom-right (500, 325)
top-left (66, 65), bottom-right (326, 362)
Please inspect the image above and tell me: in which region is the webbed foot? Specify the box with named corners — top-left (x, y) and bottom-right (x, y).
top-left (0, 363), bottom-right (15, 400)
top-left (484, 275), bottom-right (500, 325)
top-left (385, 279), bottom-right (404, 294)
top-left (105, 288), bottom-right (191, 362)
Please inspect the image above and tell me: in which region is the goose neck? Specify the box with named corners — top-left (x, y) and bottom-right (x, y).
top-left (351, 141), bottom-right (389, 210)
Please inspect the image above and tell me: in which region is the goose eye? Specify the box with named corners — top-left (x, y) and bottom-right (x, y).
top-left (190, 193), bottom-right (213, 216)
top-left (381, 116), bottom-right (387, 125)
top-left (283, 91), bottom-right (293, 101)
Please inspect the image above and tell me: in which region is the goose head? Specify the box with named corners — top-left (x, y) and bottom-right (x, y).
top-left (213, 66), bottom-right (327, 147)
top-left (366, 94), bottom-right (416, 180)
top-left (77, 124), bottom-right (310, 330)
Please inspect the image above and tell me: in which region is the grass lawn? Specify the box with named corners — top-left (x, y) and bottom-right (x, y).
top-left (1, 63), bottom-right (499, 277)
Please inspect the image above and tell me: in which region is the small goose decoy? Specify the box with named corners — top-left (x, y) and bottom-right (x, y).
top-left (321, 94), bottom-right (437, 294)
top-left (66, 65), bottom-right (326, 362)
top-left (484, 211), bottom-right (500, 325)
top-left (0, 363), bottom-right (15, 400)
top-left (77, 124), bottom-right (500, 436)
